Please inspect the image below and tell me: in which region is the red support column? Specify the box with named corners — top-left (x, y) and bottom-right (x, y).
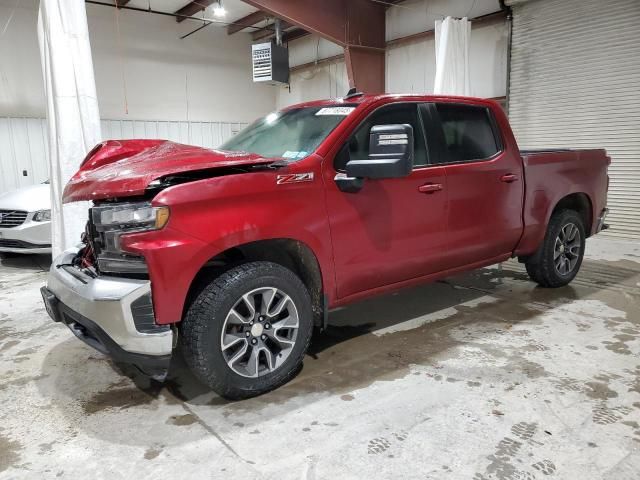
top-left (345, 47), bottom-right (386, 94)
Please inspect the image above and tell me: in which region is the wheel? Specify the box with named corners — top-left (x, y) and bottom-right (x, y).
top-left (525, 209), bottom-right (586, 288)
top-left (180, 261), bottom-right (313, 399)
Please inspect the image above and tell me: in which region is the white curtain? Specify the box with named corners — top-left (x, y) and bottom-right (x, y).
top-left (38, 0), bottom-right (101, 258)
top-left (433, 16), bottom-right (471, 95)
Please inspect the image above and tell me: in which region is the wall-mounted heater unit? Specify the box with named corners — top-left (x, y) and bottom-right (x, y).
top-left (252, 42), bottom-right (289, 85)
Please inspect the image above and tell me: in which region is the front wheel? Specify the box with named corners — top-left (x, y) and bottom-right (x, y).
top-left (525, 209), bottom-right (586, 288)
top-left (180, 261), bottom-right (313, 399)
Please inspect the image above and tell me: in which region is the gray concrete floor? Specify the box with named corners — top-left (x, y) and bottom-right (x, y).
top-left (1, 238), bottom-right (640, 479)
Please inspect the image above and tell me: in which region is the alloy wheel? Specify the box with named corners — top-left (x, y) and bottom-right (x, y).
top-left (220, 287), bottom-right (299, 378)
top-left (554, 222), bottom-right (581, 275)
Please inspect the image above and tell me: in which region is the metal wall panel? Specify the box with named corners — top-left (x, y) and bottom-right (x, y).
top-left (0, 118), bottom-right (247, 193)
top-left (509, 0), bottom-right (640, 239)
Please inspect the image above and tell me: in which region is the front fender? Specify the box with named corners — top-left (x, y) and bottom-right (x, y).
top-left (121, 162), bottom-right (334, 325)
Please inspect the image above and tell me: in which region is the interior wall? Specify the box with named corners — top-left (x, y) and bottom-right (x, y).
top-left (386, 0), bottom-right (501, 40)
top-left (276, 0), bottom-right (506, 108)
top-left (0, 0), bottom-right (276, 123)
top-left (386, 19), bottom-right (508, 98)
top-left (276, 60), bottom-right (349, 109)
top-left (0, 117), bottom-right (247, 193)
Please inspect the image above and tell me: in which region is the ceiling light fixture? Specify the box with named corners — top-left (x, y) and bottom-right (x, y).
top-left (212, 0), bottom-right (227, 18)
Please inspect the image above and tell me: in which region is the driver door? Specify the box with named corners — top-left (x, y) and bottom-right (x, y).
top-left (323, 102), bottom-right (449, 300)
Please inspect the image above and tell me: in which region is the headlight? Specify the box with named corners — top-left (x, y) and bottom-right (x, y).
top-left (33, 209), bottom-right (51, 222)
top-left (89, 202), bottom-right (170, 276)
top-left (92, 203), bottom-right (170, 230)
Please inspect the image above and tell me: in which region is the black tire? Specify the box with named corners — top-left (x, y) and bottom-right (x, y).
top-left (525, 209), bottom-right (586, 288)
top-left (180, 261), bottom-right (313, 400)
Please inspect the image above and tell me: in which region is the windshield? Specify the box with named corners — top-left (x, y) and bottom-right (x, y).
top-left (220, 105), bottom-right (357, 160)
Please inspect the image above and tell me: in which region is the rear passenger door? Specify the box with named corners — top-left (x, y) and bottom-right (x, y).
top-left (428, 102), bottom-right (524, 267)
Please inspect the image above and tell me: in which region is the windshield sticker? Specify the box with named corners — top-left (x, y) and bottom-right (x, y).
top-left (315, 107), bottom-right (356, 116)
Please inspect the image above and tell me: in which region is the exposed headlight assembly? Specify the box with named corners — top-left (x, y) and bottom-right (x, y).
top-left (33, 209), bottom-right (51, 222)
top-left (90, 202), bottom-right (170, 276)
top-left (92, 203), bottom-right (169, 230)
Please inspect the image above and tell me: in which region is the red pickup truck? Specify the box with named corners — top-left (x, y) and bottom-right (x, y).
top-left (41, 93), bottom-right (609, 399)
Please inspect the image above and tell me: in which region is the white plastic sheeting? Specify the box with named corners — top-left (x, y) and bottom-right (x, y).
top-left (38, 0), bottom-right (101, 257)
top-left (433, 16), bottom-right (471, 95)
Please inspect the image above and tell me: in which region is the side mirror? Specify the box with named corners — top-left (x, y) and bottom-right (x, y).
top-left (345, 124), bottom-right (414, 179)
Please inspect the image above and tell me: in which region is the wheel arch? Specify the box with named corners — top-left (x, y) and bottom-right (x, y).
top-left (518, 191), bottom-right (593, 262)
top-left (184, 238), bottom-right (325, 328)
top-left (550, 192), bottom-right (593, 237)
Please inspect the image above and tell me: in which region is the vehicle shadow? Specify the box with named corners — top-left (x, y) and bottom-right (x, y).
top-left (0, 253), bottom-right (51, 272)
top-left (36, 257), bottom-right (638, 442)
top-left (148, 264), bottom-right (583, 405)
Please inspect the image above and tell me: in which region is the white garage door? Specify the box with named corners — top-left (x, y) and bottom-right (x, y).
top-left (508, 0), bottom-right (640, 239)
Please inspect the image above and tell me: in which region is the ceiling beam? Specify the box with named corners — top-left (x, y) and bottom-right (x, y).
top-left (240, 0), bottom-right (385, 49)
top-left (227, 10), bottom-right (269, 34)
top-left (251, 20), bottom-right (294, 41)
top-left (282, 28), bottom-right (308, 43)
top-left (174, 0), bottom-right (215, 22)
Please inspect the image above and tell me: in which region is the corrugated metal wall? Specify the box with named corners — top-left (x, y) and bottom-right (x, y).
top-left (0, 117), bottom-right (247, 194)
top-left (508, 0), bottom-right (640, 239)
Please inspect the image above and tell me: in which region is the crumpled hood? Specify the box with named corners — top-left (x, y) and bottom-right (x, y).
top-left (63, 140), bottom-right (275, 203)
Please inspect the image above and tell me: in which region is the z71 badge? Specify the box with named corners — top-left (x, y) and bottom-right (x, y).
top-left (276, 173), bottom-right (314, 185)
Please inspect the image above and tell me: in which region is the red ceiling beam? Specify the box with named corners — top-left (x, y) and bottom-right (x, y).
top-left (174, 0), bottom-right (215, 22)
top-left (240, 0), bottom-right (386, 93)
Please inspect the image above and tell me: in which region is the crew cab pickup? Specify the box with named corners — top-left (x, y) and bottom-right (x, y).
top-left (41, 93), bottom-right (609, 399)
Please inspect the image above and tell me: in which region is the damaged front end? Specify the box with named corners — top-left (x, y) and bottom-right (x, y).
top-left (42, 139), bottom-right (283, 380)
top-left (41, 242), bottom-right (173, 380)
top-left (41, 201), bottom-right (178, 379)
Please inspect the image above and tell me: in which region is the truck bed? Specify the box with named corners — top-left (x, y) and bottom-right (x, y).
top-left (516, 148), bottom-right (609, 256)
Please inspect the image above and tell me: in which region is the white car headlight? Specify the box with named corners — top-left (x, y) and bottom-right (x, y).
top-left (33, 209), bottom-right (51, 222)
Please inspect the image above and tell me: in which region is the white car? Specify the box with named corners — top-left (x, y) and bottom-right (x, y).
top-left (0, 182), bottom-right (51, 254)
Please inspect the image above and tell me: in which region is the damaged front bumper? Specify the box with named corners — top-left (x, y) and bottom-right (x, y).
top-left (41, 248), bottom-right (173, 380)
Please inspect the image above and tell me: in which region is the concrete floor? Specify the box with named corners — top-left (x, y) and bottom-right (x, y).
top-left (1, 238), bottom-right (640, 479)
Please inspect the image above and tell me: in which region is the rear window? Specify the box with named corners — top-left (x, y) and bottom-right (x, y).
top-left (436, 104), bottom-right (500, 163)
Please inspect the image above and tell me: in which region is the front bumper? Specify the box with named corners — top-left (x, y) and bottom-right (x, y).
top-left (0, 220), bottom-right (51, 253)
top-left (42, 248), bottom-right (173, 379)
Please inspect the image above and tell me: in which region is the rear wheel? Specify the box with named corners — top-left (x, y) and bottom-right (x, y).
top-left (525, 209), bottom-right (586, 288)
top-left (180, 261), bottom-right (313, 399)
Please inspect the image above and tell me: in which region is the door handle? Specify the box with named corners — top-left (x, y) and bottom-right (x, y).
top-left (418, 183), bottom-right (443, 194)
top-left (500, 173), bottom-right (519, 183)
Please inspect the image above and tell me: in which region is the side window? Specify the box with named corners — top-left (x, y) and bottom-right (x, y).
top-left (435, 104), bottom-right (500, 163)
top-left (335, 103), bottom-right (428, 171)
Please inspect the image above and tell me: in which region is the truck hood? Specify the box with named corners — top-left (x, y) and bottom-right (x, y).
top-left (63, 140), bottom-right (276, 203)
